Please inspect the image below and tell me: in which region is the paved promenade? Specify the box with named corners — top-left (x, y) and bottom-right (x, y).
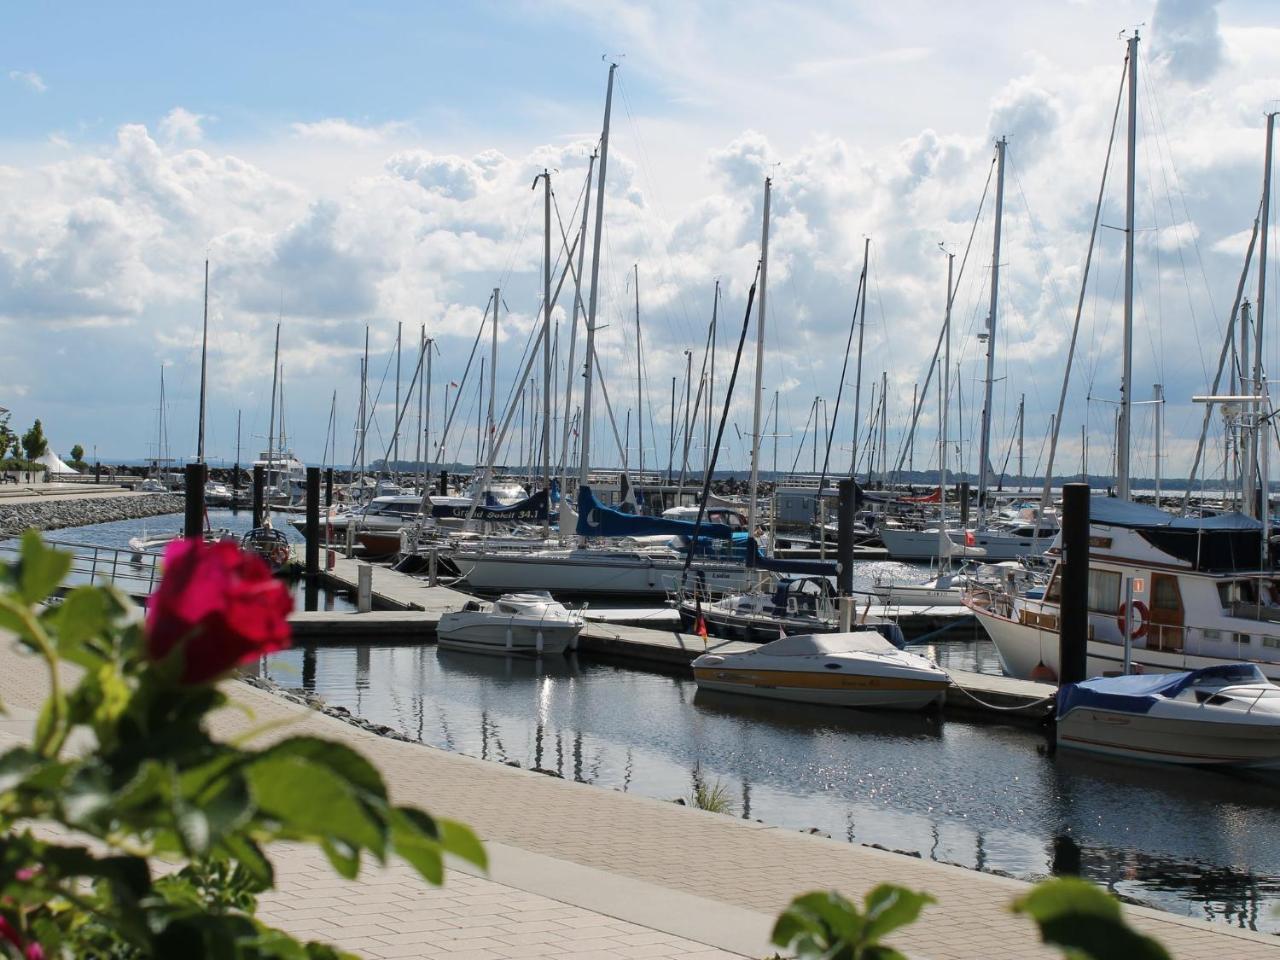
top-left (2, 638), bottom-right (1277, 959)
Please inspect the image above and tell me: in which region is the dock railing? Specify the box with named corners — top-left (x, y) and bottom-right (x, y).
top-left (0, 537), bottom-right (163, 599)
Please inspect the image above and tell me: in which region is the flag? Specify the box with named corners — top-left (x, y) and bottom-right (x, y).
top-left (965, 529), bottom-right (976, 547)
top-left (694, 593), bottom-right (709, 647)
top-left (449, 381), bottom-right (459, 387)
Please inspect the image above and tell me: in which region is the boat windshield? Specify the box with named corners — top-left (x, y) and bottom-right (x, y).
top-left (1189, 663), bottom-right (1268, 687)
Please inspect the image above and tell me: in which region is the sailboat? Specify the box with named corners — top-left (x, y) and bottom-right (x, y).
top-left (966, 34), bottom-right (1280, 682)
top-left (450, 64), bottom-right (755, 599)
top-left (879, 140), bottom-right (1058, 562)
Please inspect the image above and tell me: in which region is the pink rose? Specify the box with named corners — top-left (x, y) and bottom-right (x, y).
top-left (147, 538), bottom-right (293, 683)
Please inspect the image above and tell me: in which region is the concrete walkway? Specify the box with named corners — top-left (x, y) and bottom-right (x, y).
top-left (2, 639), bottom-right (1277, 959)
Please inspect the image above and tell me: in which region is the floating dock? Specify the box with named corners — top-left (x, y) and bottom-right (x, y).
top-left (293, 555), bottom-right (1051, 719)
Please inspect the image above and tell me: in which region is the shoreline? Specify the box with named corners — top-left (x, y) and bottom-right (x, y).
top-left (0, 494), bottom-right (183, 539)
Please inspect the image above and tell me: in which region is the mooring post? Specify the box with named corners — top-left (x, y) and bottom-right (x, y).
top-left (837, 478), bottom-right (855, 631)
top-left (94, 462), bottom-right (101, 485)
top-left (184, 463), bottom-right (205, 538)
top-left (357, 565), bottom-right (373, 613)
top-left (305, 467), bottom-right (320, 578)
top-left (324, 467), bottom-right (334, 508)
top-left (438, 470), bottom-right (449, 497)
top-left (252, 465), bottom-right (265, 529)
top-left (958, 480), bottom-right (970, 528)
top-left (1058, 482), bottom-right (1090, 686)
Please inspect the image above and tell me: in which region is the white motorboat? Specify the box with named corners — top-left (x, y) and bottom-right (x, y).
top-left (692, 632), bottom-right (948, 711)
top-left (139, 478), bottom-right (168, 494)
top-left (1056, 664), bottom-right (1280, 767)
top-left (872, 560), bottom-right (1042, 608)
top-left (436, 592), bottom-right (583, 656)
top-left (965, 498), bottom-right (1280, 682)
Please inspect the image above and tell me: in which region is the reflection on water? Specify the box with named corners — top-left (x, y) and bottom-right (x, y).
top-left (262, 642), bottom-right (1280, 934)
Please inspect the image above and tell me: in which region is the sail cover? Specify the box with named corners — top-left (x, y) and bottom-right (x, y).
top-left (744, 537), bottom-right (838, 576)
top-left (575, 486), bottom-right (733, 540)
top-left (469, 488), bottom-right (550, 521)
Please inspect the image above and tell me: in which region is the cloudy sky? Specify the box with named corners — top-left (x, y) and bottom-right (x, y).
top-left (2, 0), bottom-right (1278, 481)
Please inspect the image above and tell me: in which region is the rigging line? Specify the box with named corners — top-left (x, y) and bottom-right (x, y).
top-left (1136, 70), bottom-right (1171, 390)
top-left (683, 263), bottom-right (762, 577)
top-left (437, 292), bottom-right (495, 459)
top-left (1039, 53), bottom-right (1127, 515)
top-left (817, 266), bottom-right (865, 489)
top-left (615, 77), bottom-right (700, 345)
top-left (1139, 45), bottom-right (1222, 333)
top-left (892, 156), bottom-right (996, 474)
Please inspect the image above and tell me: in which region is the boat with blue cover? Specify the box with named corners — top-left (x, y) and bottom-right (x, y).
top-left (1056, 664), bottom-right (1280, 767)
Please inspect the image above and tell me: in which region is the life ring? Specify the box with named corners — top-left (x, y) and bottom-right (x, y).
top-left (1116, 599), bottom-right (1148, 639)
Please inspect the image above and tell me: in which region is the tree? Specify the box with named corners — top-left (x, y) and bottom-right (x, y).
top-left (21, 419), bottom-right (47, 464)
top-left (70, 443), bottom-right (85, 464)
top-left (0, 410), bottom-right (14, 460)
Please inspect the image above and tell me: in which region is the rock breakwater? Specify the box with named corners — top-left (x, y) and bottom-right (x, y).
top-left (0, 494), bottom-right (184, 539)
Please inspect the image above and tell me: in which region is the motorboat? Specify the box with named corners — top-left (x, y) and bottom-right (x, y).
top-left (677, 576), bottom-right (905, 647)
top-left (965, 497), bottom-right (1280, 682)
top-left (1056, 663), bottom-right (1280, 767)
top-left (139, 478), bottom-right (168, 494)
top-left (692, 631), bottom-right (948, 710)
top-left (204, 481), bottom-right (233, 507)
top-left (436, 592), bottom-right (583, 656)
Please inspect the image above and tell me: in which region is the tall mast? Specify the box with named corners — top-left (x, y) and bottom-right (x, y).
top-left (707, 281), bottom-right (718, 472)
top-left (940, 250), bottom-right (954, 570)
top-left (977, 137), bottom-right (1007, 526)
top-left (234, 408), bottom-right (241, 490)
top-left (197, 258), bottom-right (209, 464)
top-left (540, 169), bottom-right (553, 537)
top-left (394, 321), bottom-right (402, 468)
top-left (1116, 33), bottom-right (1139, 501)
top-left (1017, 393), bottom-right (1025, 489)
top-left (489, 287), bottom-right (499, 466)
top-left (360, 326), bottom-right (368, 498)
top-left (748, 177), bottom-right (771, 536)
top-left (679, 348), bottom-right (692, 492)
top-left (578, 63), bottom-right (616, 491)
top-left (1249, 111), bottom-right (1275, 517)
top-left (1153, 383), bottom-right (1163, 508)
top-left (635, 263), bottom-right (644, 480)
top-left (419, 325), bottom-right (427, 484)
top-left (559, 151), bottom-right (595, 497)
top-left (424, 336), bottom-right (433, 474)
top-left (851, 238), bottom-right (870, 478)
top-left (266, 323), bottom-right (279, 518)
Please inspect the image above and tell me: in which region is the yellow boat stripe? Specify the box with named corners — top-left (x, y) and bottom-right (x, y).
top-left (693, 668), bottom-right (947, 692)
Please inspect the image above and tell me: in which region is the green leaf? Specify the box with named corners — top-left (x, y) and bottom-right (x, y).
top-left (862, 884), bottom-right (935, 942)
top-left (246, 753), bottom-right (385, 856)
top-left (16, 531), bottom-right (71, 605)
top-left (49, 586), bottom-right (115, 667)
top-left (260, 737), bottom-right (387, 800)
top-left (772, 890), bottom-right (865, 955)
top-left (389, 808), bottom-right (443, 885)
top-left (320, 837), bottom-right (361, 880)
top-left (220, 835), bottom-right (274, 890)
top-left (438, 816), bottom-right (486, 870)
top-left (1012, 878), bottom-right (1171, 960)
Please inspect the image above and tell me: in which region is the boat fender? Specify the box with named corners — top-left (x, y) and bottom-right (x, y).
top-left (505, 626), bottom-right (513, 651)
top-left (1116, 599), bottom-right (1148, 640)
top-left (536, 630), bottom-right (544, 654)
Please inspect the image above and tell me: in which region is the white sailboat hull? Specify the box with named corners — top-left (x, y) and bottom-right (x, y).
top-left (452, 551), bottom-right (754, 598)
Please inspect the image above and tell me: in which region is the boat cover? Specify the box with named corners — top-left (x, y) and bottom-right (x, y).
top-left (1086, 497), bottom-right (1263, 571)
top-left (1057, 663), bottom-right (1268, 718)
top-left (745, 537), bottom-right (838, 576)
top-left (755, 631), bottom-right (898, 658)
top-left (575, 486), bottom-right (733, 540)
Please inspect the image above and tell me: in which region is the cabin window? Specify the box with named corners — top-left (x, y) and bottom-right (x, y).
top-left (1263, 636), bottom-right (1280, 649)
top-left (1202, 629), bottom-right (1222, 642)
top-left (1236, 633), bottom-right (1253, 646)
top-left (1151, 576), bottom-right (1181, 613)
top-left (1087, 570), bottom-right (1121, 613)
top-left (1044, 570), bottom-right (1062, 603)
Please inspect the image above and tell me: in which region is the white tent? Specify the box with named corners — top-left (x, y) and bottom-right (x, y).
top-left (35, 448), bottom-right (79, 475)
